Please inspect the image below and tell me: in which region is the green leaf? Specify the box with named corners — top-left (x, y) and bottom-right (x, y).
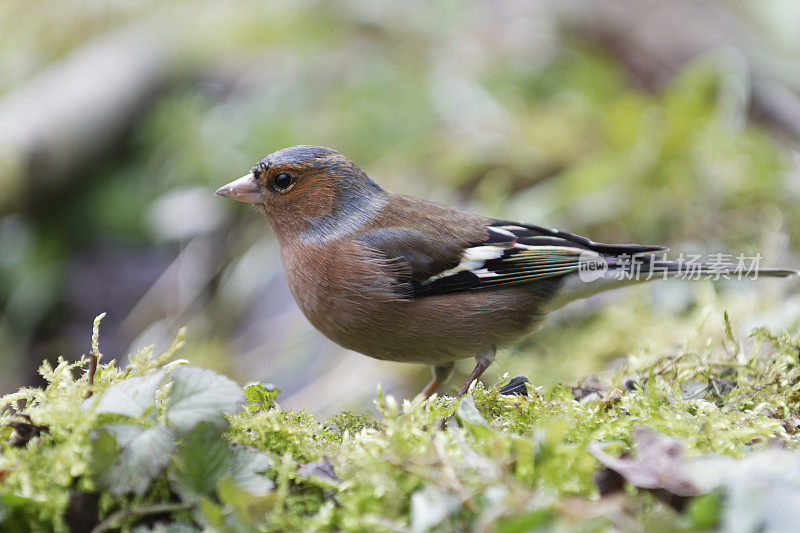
top-left (216, 477), bottom-right (256, 508)
top-left (94, 424), bottom-right (175, 496)
top-left (216, 477), bottom-right (272, 530)
top-left (243, 382), bottom-right (279, 413)
top-left (496, 507), bottom-right (556, 533)
top-left (171, 422), bottom-right (233, 501)
top-left (455, 396), bottom-right (488, 427)
top-left (166, 367), bottom-right (244, 433)
top-left (0, 493), bottom-right (36, 531)
top-left (456, 396), bottom-right (496, 441)
top-left (230, 445), bottom-right (273, 496)
top-left (0, 493), bottom-right (35, 507)
top-left (89, 426), bottom-right (119, 480)
top-left (88, 370), bottom-right (165, 418)
top-left (197, 498), bottom-right (225, 528)
top-left (171, 423), bottom-right (273, 503)
top-left (687, 490), bottom-right (722, 530)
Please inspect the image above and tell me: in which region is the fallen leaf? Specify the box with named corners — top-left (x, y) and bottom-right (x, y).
top-left (590, 426), bottom-right (702, 508)
top-left (571, 376), bottom-right (608, 402)
top-left (783, 413), bottom-right (800, 434)
top-left (710, 378), bottom-right (736, 398)
top-left (761, 407), bottom-right (781, 419)
top-left (759, 408), bottom-right (800, 434)
top-left (593, 463), bottom-right (626, 496)
top-left (595, 388), bottom-right (625, 410)
top-left (768, 437), bottom-right (789, 448)
top-left (297, 456), bottom-right (341, 485)
top-left (680, 380), bottom-right (708, 400)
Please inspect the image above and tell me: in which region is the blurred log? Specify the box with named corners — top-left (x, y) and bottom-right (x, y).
top-left (0, 22), bottom-right (177, 213)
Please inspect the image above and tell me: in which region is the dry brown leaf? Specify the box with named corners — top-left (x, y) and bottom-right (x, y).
top-left (590, 426), bottom-right (703, 505)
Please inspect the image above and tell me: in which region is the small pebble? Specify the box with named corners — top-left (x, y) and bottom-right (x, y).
top-left (623, 378), bottom-right (645, 392)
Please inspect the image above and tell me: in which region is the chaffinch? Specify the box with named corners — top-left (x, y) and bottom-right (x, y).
top-left (215, 145), bottom-right (797, 397)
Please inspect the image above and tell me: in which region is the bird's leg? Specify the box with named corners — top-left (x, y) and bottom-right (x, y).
top-left (456, 346), bottom-right (496, 398)
top-left (456, 363), bottom-right (488, 397)
top-left (420, 363), bottom-right (455, 398)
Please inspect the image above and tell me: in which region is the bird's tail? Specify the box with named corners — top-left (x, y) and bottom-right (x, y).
top-left (546, 256), bottom-right (797, 312)
top-left (636, 260), bottom-right (798, 280)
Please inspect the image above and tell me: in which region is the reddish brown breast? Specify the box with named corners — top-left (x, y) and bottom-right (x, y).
top-left (280, 237), bottom-right (406, 349)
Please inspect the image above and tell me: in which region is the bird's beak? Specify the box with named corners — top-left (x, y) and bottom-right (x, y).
top-left (214, 173), bottom-right (263, 204)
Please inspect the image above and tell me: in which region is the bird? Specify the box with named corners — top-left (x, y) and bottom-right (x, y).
top-left (215, 145), bottom-right (798, 398)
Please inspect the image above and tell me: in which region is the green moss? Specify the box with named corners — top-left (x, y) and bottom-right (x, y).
top-left (228, 409), bottom-right (333, 463)
top-left (1, 313), bottom-right (799, 531)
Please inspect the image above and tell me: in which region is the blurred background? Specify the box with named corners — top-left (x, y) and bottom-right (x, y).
top-left (1, 0), bottom-right (799, 416)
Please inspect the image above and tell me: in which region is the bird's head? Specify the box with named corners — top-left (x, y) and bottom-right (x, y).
top-left (215, 145), bottom-right (386, 243)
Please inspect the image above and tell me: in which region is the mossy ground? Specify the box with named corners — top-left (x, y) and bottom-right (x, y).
top-left (2, 304), bottom-right (800, 532)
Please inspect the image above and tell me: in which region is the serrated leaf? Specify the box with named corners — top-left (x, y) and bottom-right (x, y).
top-left (89, 426), bottom-right (120, 480)
top-left (172, 423), bottom-right (273, 502)
top-left (590, 426), bottom-right (701, 499)
top-left (105, 423), bottom-right (151, 447)
top-left (87, 370), bottom-right (165, 418)
top-left (171, 422), bottom-right (233, 501)
top-left (166, 367), bottom-right (244, 433)
top-left (216, 476), bottom-right (272, 530)
top-left (197, 498), bottom-right (225, 528)
top-left (217, 477), bottom-right (274, 533)
top-left (230, 446), bottom-right (273, 496)
top-left (94, 424), bottom-right (175, 496)
top-left (216, 477), bottom-right (257, 508)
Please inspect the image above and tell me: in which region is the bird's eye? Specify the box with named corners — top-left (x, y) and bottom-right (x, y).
top-left (272, 172), bottom-right (295, 191)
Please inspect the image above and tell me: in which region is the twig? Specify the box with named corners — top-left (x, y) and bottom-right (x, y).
top-left (85, 313), bottom-right (106, 399)
top-left (90, 502), bottom-right (192, 533)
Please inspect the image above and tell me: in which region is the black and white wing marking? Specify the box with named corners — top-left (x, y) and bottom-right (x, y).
top-left (412, 222), bottom-right (666, 297)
